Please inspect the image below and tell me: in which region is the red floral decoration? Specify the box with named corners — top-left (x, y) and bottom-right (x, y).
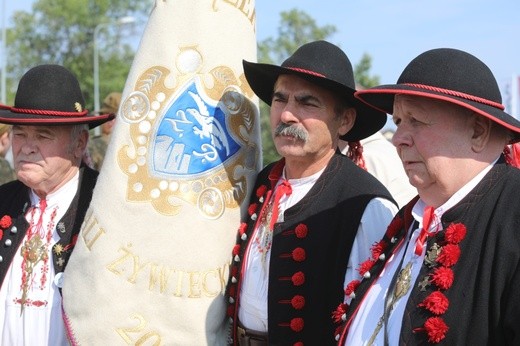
top-left (423, 317), bottom-right (449, 343)
top-left (436, 244), bottom-right (461, 267)
top-left (294, 224), bottom-right (308, 239)
top-left (332, 303), bottom-right (349, 323)
top-left (418, 291), bottom-right (449, 315)
top-left (444, 223), bottom-right (466, 244)
top-left (232, 244), bottom-right (241, 256)
top-left (430, 267), bottom-right (454, 290)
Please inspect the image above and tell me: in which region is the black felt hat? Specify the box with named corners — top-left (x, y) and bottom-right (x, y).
top-left (355, 48), bottom-right (520, 142)
top-left (242, 40), bottom-right (387, 141)
top-left (0, 64), bottom-right (115, 129)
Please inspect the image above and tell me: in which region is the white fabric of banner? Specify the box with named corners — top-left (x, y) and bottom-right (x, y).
top-left (62, 1), bottom-right (260, 344)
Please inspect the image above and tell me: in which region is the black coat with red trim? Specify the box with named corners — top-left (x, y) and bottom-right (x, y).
top-left (0, 166), bottom-right (98, 288)
top-left (226, 153), bottom-right (395, 345)
top-left (336, 158), bottom-right (520, 345)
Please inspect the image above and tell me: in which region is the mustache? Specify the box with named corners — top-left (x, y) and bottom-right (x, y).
top-left (274, 123), bottom-right (309, 142)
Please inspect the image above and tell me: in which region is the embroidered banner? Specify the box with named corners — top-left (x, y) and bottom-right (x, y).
top-left (62, 1), bottom-right (259, 344)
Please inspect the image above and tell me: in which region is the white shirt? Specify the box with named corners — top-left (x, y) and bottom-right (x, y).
top-left (344, 162), bottom-right (494, 346)
top-left (0, 172), bottom-right (79, 346)
top-left (239, 167), bottom-right (398, 331)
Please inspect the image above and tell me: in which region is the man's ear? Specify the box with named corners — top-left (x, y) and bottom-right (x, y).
top-left (74, 129), bottom-right (89, 159)
top-left (338, 108), bottom-right (356, 137)
top-left (471, 114), bottom-right (491, 153)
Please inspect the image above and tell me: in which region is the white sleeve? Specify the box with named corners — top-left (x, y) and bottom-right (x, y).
top-left (344, 197), bottom-right (398, 302)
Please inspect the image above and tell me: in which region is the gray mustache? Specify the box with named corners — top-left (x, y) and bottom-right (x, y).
top-left (274, 123), bottom-right (309, 142)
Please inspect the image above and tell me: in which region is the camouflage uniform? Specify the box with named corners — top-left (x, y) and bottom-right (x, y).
top-left (0, 157), bottom-right (15, 185)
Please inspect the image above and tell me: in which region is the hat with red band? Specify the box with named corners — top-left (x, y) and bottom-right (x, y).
top-left (0, 64), bottom-right (115, 129)
top-left (242, 40), bottom-right (388, 142)
top-left (354, 48), bottom-right (520, 142)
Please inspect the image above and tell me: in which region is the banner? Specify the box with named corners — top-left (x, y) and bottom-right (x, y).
top-left (62, 0), bottom-right (260, 344)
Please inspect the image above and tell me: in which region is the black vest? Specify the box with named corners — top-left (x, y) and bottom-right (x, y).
top-left (227, 154), bottom-right (395, 345)
top-left (0, 166), bottom-right (98, 288)
top-left (338, 159), bottom-right (520, 345)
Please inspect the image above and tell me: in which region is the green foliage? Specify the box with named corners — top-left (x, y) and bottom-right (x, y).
top-left (4, 0), bottom-right (152, 110)
top-left (257, 9), bottom-right (380, 166)
top-left (354, 53), bottom-right (380, 89)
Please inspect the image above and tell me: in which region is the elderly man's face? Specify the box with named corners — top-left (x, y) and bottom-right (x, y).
top-left (392, 95), bottom-right (475, 204)
top-left (12, 125), bottom-right (87, 198)
top-left (270, 74), bottom-right (353, 174)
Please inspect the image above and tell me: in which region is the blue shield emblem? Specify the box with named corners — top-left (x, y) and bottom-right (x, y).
top-left (152, 79), bottom-right (241, 178)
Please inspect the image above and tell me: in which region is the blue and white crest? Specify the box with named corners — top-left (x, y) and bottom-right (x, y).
top-left (152, 79), bottom-right (241, 178)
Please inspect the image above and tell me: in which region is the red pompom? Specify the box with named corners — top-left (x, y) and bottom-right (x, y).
top-left (332, 303), bottom-right (349, 323)
top-left (0, 215), bottom-right (12, 229)
top-left (436, 244), bottom-right (461, 267)
top-left (292, 247), bottom-right (306, 262)
top-left (358, 259), bottom-right (375, 277)
top-left (370, 241), bottom-right (387, 260)
top-left (386, 215), bottom-right (404, 238)
top-left (431, 267), bottom-right (454, 290)
top-left (291, 295), bottom-right (305, 310)
top-left (232, 244), bottom-right (241, 256)
top-left (444, 223), bottom-right (467, 244)
top-left (231, 265), bottom-right (238, 277)
top-left (290, 318), bottom-right (304, 332)
top-left (228, 285), bottom-right (236, 298)
top-left (256, 185), bottom-right (268, 199)
top-left (294, 224), bottom-right (308, 238)
top-left (248, 203), bottom-right (257, 216)
top-left (344, 280), bottom-right (361, 296)
top-left (238, 222), bottom-right (247, 235)
top-left (418, 291), bottom-right (449, 315)
top-left (226, 305), bottom-right (235, 317)
top-left (291, 272), bottom-right (305, 286)
top-left (423, 316), bottom-right (449, 343)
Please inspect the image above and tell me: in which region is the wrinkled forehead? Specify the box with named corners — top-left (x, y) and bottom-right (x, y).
top-left (394, 94), bottom-right (472, 118)
top-left (12, 124), bottom-right (74, 135)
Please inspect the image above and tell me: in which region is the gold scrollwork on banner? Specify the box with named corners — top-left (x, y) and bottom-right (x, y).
top-left (117, 47), bottom-right (259, 217)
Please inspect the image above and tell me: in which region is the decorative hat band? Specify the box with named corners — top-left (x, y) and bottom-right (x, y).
top-left (287, 67), bottom-right (326, 78)
top-left (403, 83), bottom-right (505, 110)
top-left (0, 104), bottom-right (89, 117)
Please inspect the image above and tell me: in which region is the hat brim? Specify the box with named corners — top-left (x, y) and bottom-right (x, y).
top-left (0, 108), bottom-right (115, 130)
top-left (243, 60), bottom-right (387, 142)
top-left (355, 85), bottom-right (520, 142)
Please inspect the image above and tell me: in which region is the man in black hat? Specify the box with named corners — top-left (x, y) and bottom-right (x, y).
top-left (225, 40), bottom-right (398, 345)
top-left (0, 64), bottom-right (114, 345)
top-left (336, 48), bottom-right (520, 345)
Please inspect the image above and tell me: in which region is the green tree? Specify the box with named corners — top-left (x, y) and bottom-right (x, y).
top-left (354, 53), bottom-right (380, 88)
top-left (4, 0), bottom-right (152, 110)
top-left (257, 9), bottom-right (380, 166)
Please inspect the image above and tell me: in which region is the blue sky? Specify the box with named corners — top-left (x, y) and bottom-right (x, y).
top-left (4, 0), bottom-right (520, 112)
